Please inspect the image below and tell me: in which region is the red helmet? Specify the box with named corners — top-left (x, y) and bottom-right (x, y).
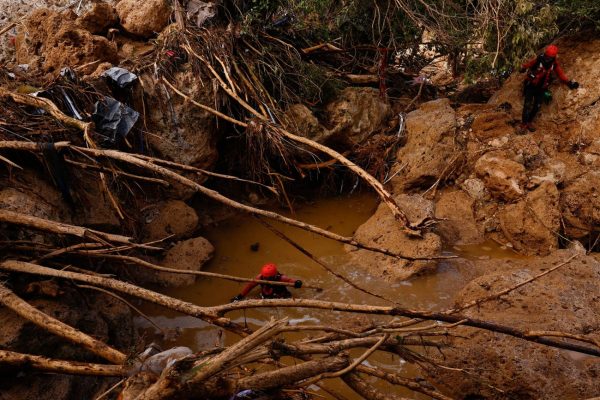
top-left (260, 263), bottom-right (278, 278)
top-left (544, 45), bottom-right (558, 57)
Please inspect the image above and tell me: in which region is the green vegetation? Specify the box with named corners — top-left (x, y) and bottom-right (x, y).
top-left (233, 0), bottom-right (599, 80)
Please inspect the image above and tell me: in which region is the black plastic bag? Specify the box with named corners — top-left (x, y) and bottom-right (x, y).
top-left (92, 97), bottom-right (139, 143)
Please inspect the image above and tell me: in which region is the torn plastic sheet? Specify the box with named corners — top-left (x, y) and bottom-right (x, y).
top-left (92, 97), bottom-right (139, 143)
top-left (102, 67), bottom-right (138, 89)
top-left (129, 346), bottom-right (193, 375)
top-left (60, 67), bottom-right (77, 82)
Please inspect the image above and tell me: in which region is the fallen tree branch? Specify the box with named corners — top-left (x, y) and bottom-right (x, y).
top-left (0, 349), bottom-right (125, 376)
top-left (0, 283), bottom-right (126, 364)
top-left (137, 318), bottom-right (289, 400)
top-left (4, 260), bottom-right (597, 356)
top-left (68, 251), bottom-right (323, 290)
top-left (0, 260), bottom-right (250, 336)
top-left (342, 372), bottom-right (403, 400)
top-left (1, 140), bottom-right (455, 261)
top-left (0, 209), bottom-right (158, 250)
top-left (451, 254), bottom-right (579, 313)
top-left (171, 52), bottom-right (420, 236)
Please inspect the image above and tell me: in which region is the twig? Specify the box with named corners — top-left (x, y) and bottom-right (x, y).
top-left (0, 349), bottom-right (124, 376)
top-left (76, 284), bottom-right (166, 335)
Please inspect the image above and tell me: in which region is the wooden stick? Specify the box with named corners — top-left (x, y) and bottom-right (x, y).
top-left (64, 158), bottom-right (170, 187)
top-left (0, 349), bottom-right (125, 376)
top-left (137, 318), bottom-right (289, 400)
top-left (70, 144), bottom-right (433, 260)
top-left (69, 251), bottom-right (323, 290)
top-left (186, 50), bottom-right (418, 235)
top-left (0, 260), bottom-right (250, 336)
top-left (4, 260), bottom-right (598, 357)
top-left (0, 209), bottom-right (159, 250)
top-left (0, 283), bottom-right (126, 364)
top-left (451, 254), bottom-right (579, 313)
top-left (356, 365), bottom-right (454, 400)
top-left (1, 140), bottom-right (448, 260)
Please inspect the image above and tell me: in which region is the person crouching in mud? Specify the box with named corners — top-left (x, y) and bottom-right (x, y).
top-left (519, 44), bottom-right (579, 132)
top-left (231, 263), bottom-right (302, 301)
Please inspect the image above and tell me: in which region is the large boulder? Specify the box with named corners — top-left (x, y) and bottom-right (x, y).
top-left (428, 251), bottom-right (600, 399)
top-left (474, 153), bottom-right (526, 202)
top-left (15, 9), bottom-right (118, 76)
top-left (346, 194), bottom-right (442, 281)
top-left (434, 189), bottom-right (484, 245)
top-left (498, 181), bottom-right (560, 255)
top-left (156, 237), bottom-right (215, 287)
top-left (560, 171), bottom-right (600, 239)
top-left (321, 87), bottom-right (392, 148)
top-left (141, 69), bottom-right (218, 169)
top-left (457, 104), bottom-right (515, 141)
top-left (283, 104), bottom-right (325, 142)
top-left (116, 0), bottom-right (171, 38)
top-left (76, 2), bottom-right (118, 34)
top-left (391, 98), bottom-right (458, 191)
top-left (142, 200), bottom-right (198, 241)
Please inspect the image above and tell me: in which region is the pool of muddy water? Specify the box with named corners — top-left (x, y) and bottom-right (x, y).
top-left (135, 193), bottom-right (524, 399)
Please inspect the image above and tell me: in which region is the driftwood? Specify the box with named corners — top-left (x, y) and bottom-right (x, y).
top-left (0, 260), bottom-right (251, 336)
top-left (2, 260), bottom-right (599, 357)
top-left (0, 283), bottom-right (126, 364)
top-left (0, 209), bottom-right (159, 250)
top-left (0, 139), bottom-right (451, 261)
top-left (0, 349), bottom-right (124, 376)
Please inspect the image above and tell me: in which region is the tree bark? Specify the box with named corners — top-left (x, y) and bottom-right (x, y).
top-left (0, 349), bottom-right (124, 376)
top-left (0, 283), bottom-right (126, 364)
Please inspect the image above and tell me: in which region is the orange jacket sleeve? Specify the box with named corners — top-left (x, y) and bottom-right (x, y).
top-left (278, 274), bottom-right (296, 283)
top-left (553, 60), bottom-right (570, 83)
top-left (240, 274), bottom-right (262, 296)
top-left (521, 56), bottom-right (538, 70)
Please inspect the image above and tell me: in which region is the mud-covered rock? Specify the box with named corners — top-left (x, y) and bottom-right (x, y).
top-left (529, 159), bottom-right (566, 187)
top-left (391, 98), bottom-right (457, 191)
top-left (470, 109), bottom-right (515, 140)
top-left (141, 70), bottom-right (218, 169)
top-left (76, 2), bottom-right (118, 34)
top-left (142, 200), bottom-right (198, 241)
top-left (474, 153), bottom-right (526, 202)
top-left (321, 87), bottom-right (391, 147)
top-left (460, 177), bottom-right (487, 200)
top-left (156, 237), bottom-right (215, 287)
top-left (428, 251), bottom-right (600, 400)
top-left (498, 181), bottom-right (560, 255)
top-left (116, 0), bottom-right (171, 38)
top-left (560, 171), bottom-right (600, 239)
top-left (15, 9), bottom-right (118, 75)
top-left (435, 189), bottom-right (484, 245)
top-left (346, 195), bottom-right (442, 281)
top-left (284, 104), bottom-right (325, 142)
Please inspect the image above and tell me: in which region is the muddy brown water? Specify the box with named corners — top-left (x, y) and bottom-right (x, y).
top-left (135, 193), bottom-right (524, 399)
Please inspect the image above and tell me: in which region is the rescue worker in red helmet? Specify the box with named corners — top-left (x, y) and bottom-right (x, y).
top-left (231, 263), bottom-right (302, 301)
top-left (519, 44), bottom-right (579, 132)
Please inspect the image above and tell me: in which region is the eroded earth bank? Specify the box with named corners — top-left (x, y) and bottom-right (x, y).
top-left (0, 1), bottom-right (599, 399)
